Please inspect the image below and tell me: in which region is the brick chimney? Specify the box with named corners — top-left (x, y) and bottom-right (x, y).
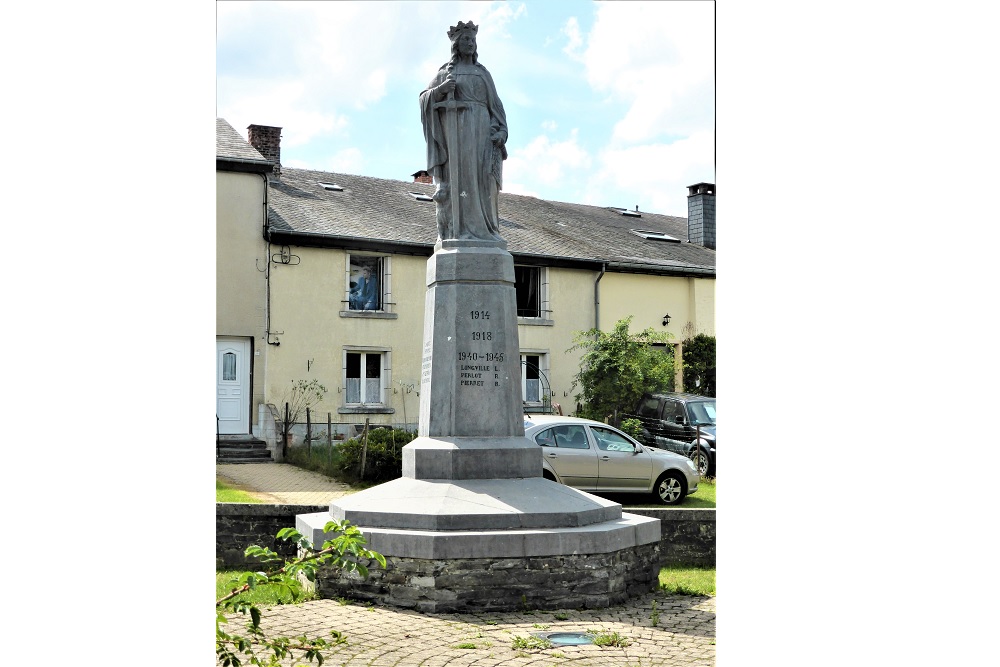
top-left (412, 169), bottom-right (433, 184)
top-left (247, 124), bottom-right (282, 177)
top-left (687, 182), bottom-right (716, 249)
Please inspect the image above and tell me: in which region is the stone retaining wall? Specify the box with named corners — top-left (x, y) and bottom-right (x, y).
top-left (313, 543), bottom-right (661, 613)
top-left (216, 503), bottom-right (327, 569)
top-left (626, 508), bottom-right (716, 566)
top-left (216, 504), bottom-right (715, 570)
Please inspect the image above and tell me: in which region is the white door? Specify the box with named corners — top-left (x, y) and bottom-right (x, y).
top-left (217, 338), bottom-right (251, 435)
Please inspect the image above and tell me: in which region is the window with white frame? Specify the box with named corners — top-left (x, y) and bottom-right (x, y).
top-left (345, 255), bottom-right (390, 312)
top-left (514, 265), bottom-right (547, 319)
top-left (521, 352), bottom-right (548, 405)
top-left (344, 350), bottom-right (389, 405)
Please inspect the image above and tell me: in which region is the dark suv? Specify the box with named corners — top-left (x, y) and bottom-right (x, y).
top-left (631, 392), bottom-right (716, 476)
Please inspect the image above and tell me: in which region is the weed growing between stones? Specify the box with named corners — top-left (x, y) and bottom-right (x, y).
top-left (511, 635), bottom-right (554, 650)
top-left (650, 599), bottom-right (660, 627)
top-left (590, 629), bottom-right (632, 648)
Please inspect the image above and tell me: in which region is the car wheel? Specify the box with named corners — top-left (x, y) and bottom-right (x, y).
top-left (690, 447), bottom-right (711, 476)
top-left (542, 469), bottom-right (558, 483)
top-left (654, 471), bottom-right (687, 505)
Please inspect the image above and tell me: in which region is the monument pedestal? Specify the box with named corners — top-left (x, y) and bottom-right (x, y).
top-left (297, 241), bottom-right (660, 611)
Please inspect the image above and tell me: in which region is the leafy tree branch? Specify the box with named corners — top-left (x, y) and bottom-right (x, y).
top-left (216, 519), bottom-right (385, 667)
top-left (568, 316), bottom-right (674, 422)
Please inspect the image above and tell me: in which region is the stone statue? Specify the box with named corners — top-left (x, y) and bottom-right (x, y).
top-left (420, 21), bottom-right (508, 242)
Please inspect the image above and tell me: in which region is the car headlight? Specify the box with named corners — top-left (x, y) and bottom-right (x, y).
top-left (684, 458), bottom-right (697, 472)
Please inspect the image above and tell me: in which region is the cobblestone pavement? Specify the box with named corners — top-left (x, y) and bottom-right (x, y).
top-left (216, 462), bottom-right (716, 665)
top-left (216, 462), bottom-right (355, 505)
top-left (222, 592), bottom-right (715, 666)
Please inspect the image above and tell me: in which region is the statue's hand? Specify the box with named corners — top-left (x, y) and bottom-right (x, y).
top-left (490, 130), bottom-right (507, 146)
top-left (437, 79), bottom-right (457, 100)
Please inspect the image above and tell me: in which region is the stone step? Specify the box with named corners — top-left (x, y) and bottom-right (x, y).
top-left (217, 437), bottom-right (272, 463)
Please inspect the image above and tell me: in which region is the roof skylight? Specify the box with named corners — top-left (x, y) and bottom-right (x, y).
top-left (318, 182), bottom-right (344, 191)
top-left (629, 229), bottom-right (680, 242)
top-left (408, 192), bottom-right (434, 202)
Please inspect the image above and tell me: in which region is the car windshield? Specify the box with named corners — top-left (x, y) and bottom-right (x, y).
top-left (686, 401), bottom-right (716, 425)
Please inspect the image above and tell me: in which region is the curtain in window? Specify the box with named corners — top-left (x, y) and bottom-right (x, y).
top-left (346, 378), bottom-right (361, 404)
top-left (223, 353), bottom-right (237, 381)
top-left (525, 379), bottom-right (540, 402)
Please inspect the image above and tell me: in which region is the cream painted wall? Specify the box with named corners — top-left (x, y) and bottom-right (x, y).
top-left (217, 172), bottom-right (267, 335)
top-left (517, 266), bottom-right (596, 414)
top-left (265, 248), bottom-right (427, 427)
top-left (216, 170), bottom-right (269, 427)
top-left (263, 248), bottom-right (715, 426)
top-left (600, 273), bottom-right (716, 340)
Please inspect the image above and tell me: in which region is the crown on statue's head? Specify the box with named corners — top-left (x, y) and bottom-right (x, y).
top-left (448, 21), bottom-right (478, 40)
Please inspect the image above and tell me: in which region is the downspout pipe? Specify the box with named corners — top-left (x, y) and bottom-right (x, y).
top-left (594, 262), bottom-right (606, 331)
top-left (260, 173), bottom-right (280, 346)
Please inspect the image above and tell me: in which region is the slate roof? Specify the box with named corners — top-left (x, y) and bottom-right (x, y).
top-left (267, 167), bottom-right (716, 277)
top-left (216, 118), bottom-right (271, 164)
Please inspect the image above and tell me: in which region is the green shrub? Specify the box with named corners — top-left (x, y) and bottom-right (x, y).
top-left (285, 442), bottom-right (345, 480)
top-left (619, 417), bottom-right (643, 440)
top-left (682, 333), bottom-right (716, 397)
top-left (337, 428), bottom-right (416, 483)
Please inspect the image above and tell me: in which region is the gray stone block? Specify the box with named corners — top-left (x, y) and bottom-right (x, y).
top-left (418, 245), bottom-right (523, 438)
top-left (402, 436), bottom-right (540, 479)
top-left (328, 477), bottom-right (623, 531)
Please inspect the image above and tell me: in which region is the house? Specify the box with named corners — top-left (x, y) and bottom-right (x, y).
top-left (217, 120), bottom-right (715, 458)
top-left (215, 119), bottom-right (273, 439)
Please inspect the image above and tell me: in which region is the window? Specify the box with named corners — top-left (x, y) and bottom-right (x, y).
top-left (520, 353), bottom-right (548, 405)
top-left (345, 351), bottom-right (385, 405)
top-left (629, 229), bottom-right (680, 242)
top-left (533, 425), bottom-right (589, 449)
top-left (222, 352), bottom-right (237, 381)
top-left (637, 396), bottom-right (661, 419)
top-left (345, 255), bottom-right (389, 312)
top-left (514, 265), bottom-right (547, 319)
top-left (590, 426), bottom-right (636, 452)
top-left (348, 256), bottom-right (382, 311)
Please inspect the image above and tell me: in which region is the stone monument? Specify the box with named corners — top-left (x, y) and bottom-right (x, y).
top-left (297, 20), bottom-right (661, 612)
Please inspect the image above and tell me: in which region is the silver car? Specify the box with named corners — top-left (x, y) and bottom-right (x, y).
top-left (523, 415), bottom-right (700, 505)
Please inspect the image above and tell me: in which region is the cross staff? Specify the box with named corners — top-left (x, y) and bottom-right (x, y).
top-left (433, 82), bottom-right (467, 240)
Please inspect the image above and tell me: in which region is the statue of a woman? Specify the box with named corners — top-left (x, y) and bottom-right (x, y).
top-left (419, 21), bottom-right (508, 242)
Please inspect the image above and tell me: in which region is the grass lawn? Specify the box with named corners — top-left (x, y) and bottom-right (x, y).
top-left (659, 564), bottom-right (716, 596)
top-left (685, 476), bottom-right (715, 507)
top-left (216, 477), bottom-right (265, 503)
top-left (217, 570), bottom-right (318, 606)
top-left (596, 476), bottom-right (715, 509)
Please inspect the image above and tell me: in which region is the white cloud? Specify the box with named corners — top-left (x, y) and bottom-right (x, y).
top-left (480, 1), bottom-right (528, 39)
top-left (215, 80), bottom-right (350, 149)
top-left (585, 130), bottom-right (715, 215)
top-left (561, 17), bottom-right (584, 60)
top-left (218, 2), bottom-right (520, 141)
top-left (541, 120), bottom-right (558, 132)
top-left (505, 129), bottom-right (592, 194)
top-left (582, 2), bottom-right (714, 146)
top-left (328, 147), bottom-right (365, 174)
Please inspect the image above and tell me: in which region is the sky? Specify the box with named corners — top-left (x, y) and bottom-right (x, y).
top-left (216, 0), bottom-right (714, 218)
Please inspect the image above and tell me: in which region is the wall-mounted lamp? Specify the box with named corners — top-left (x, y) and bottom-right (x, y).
top-left (662, 314), bottom-right (672, 326)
